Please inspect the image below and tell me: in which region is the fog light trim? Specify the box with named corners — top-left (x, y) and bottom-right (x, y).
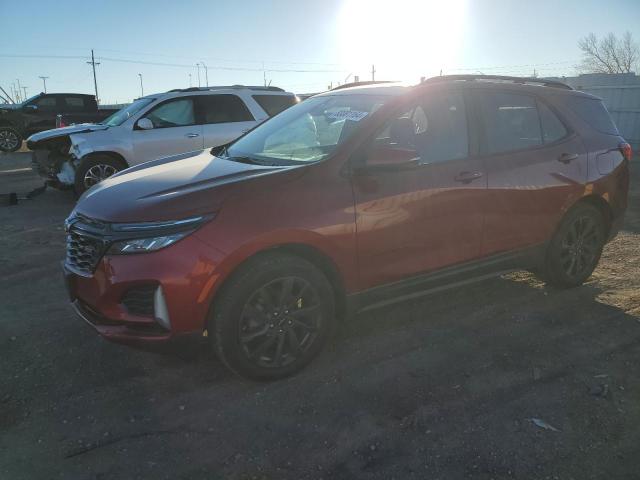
top-left (154, 286), bottom-right (171, 330)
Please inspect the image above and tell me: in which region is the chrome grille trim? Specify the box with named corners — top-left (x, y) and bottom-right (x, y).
top-left (65, 217), bottom-right (109, 277)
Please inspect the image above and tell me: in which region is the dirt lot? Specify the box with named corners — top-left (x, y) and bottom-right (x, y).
top-left (1, 152), bottom-right (639, 480)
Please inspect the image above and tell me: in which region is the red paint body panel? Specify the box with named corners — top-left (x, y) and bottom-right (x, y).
top-left (66, 81), bottom-right (630, 344)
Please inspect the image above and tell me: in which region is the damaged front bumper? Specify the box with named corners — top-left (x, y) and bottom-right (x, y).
top-left (31, 149), bottom-right (77, 189)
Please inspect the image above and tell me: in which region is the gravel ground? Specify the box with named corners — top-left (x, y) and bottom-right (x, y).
top-left (1, 152), bottom-right (639, 480)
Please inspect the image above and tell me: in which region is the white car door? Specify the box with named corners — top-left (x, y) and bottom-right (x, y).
top-left (196, 94), bottom-right (258, 148)
top-left (131, 97), bottom-right (203, 165)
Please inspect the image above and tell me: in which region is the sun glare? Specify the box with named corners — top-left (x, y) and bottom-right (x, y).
top-left (338, 0), bottom-right (467, 83)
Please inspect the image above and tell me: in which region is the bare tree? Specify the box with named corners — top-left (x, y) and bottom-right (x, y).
top-left (578, 31), bottom-right (639, 74)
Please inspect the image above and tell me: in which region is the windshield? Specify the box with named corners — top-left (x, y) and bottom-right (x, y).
top-left (20, 93), bottom-right (43, 106)
top-left (101, 97), bottom-right (155, 127)
top-left (225, 94), bottom-right (391, 165)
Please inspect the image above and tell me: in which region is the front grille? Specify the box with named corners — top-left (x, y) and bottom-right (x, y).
top-left (65, 229), bottom-right (107, 276)
top-left (121, 286), bottom-right (156, 316)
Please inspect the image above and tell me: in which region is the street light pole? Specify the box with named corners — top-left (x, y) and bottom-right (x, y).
top-left (138, 73), bottom-right (144, 97)
top-left (38, 76), bottom-right (49, 93)
top-left (201, 62), bottom-right (209, 87)
top-left (195, 63), bottom-right (201, 88)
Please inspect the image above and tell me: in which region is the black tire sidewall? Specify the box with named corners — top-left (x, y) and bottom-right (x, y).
top-left (211, 254), bottom-right (335, 380)
top-left (0, 128), bottom-right (22, 152)
top-left (74, 155), bottom-right (124, 194)
top-left (545, 203), bottom-right (606, 288)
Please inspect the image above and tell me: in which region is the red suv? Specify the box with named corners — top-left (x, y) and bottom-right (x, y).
top-left (64, 75), bottom-right (630, 379)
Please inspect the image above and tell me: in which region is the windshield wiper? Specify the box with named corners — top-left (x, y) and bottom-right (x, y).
top-left (225, 155), bottom-right (274, 166)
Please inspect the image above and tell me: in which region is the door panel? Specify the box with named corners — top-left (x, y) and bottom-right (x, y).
top-left (196, 94), bottom-right (258, 148)
top-left (22, 95), bottom-right (59, 134)
top-left (477, 91), bottom-right (588, 255)
top-left (132, 97), bottom-right (203, 165)
top-left (132, 125), bottom-right (204, 165)
top-left (352, 90), bottom-right (486, 290)
top-left (353, 157), bottom-right (486, 289)
top-left (202, 121), bottom-right (256, 149)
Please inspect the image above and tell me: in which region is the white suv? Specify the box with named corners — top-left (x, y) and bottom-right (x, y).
top-left (28, 86), bottom-right (298, 193)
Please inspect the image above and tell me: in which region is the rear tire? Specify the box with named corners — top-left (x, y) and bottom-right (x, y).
top-left (74, 155), bottom-right (126, 195)
top-left (210, 253), bottom-right (335, 380)
top-left (0, 127), bottom-right (21, 152)
top-left (541, 203), bottom-right (606, 288)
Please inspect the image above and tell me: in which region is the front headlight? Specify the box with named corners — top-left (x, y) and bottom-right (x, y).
top-left (106, 215), bottom-right (210, 255)
top-left (107, 232), bottom-right (190, 254)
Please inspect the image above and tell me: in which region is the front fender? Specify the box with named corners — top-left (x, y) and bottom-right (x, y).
top-left (70, 129), bottom-right (132, 164)
top-left (194, 227), bottom-right (355, 312)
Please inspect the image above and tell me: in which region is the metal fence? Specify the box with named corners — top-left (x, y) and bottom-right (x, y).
top-left (552, 73), bottom-right (640, 150)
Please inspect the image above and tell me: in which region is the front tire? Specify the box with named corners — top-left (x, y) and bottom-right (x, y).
top-left (210, 253), bottom-right (335, 380)
top-left (0, 127), bottom-right (22, 152)
top-left (74, 155), bottom-right (125, 194)
top-left (541, 203), bottom-right (606, 288)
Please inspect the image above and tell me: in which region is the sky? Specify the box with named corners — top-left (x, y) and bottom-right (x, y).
top-left (1, 0), bottom-right (639, 105)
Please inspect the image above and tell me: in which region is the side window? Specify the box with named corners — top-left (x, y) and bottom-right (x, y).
top-left (197, 94), bottom-right (254, 124)
top-left (479, 92), bottom-right (542, 154)
top-left (252, 94), bottom-right (298, 117)
top-left (537, 101), bottom-right (567, 144)
top-left (34, 96), bottom-right (57, 110)
top-left (374, 91), bottom-right (468, 164)
top-left (63, 96), bottom-right (86, 111)
top-left (145, 98), bottom-right (195, 128)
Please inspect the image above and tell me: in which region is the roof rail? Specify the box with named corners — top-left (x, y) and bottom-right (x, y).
top-left (331, 80), bottom-right (396, 91)
top-left (167, 85), bottom-right (285, 93)
top-left (422, 75), bottom-right (573, 90)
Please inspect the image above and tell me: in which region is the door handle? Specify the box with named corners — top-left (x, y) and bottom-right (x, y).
top-left (185, 133), bottom-right (200, 138)
top-left (454, 171), bottom-right (484, 184)
top-left (558, 152), bottom-right (578, 164)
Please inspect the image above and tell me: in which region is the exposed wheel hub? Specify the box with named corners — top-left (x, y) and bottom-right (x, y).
top-left (0, 130), bottom-right (19, 150)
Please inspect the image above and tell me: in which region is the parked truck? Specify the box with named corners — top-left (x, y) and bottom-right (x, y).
top-left (0, 93), bottom-right (119, 152)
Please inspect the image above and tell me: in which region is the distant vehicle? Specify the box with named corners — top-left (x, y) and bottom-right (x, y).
top-left (27, 86), bottom-right (298, 193)
top-left (0, 93), bottom-right (118, 152)
top-left (64, 75), bottom-right (630, 380)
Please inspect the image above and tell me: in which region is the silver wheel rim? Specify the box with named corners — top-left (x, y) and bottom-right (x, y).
top-left (0, 130), bottom-right (19, 150)
top-left (83, 164), bottom-right (118, 188)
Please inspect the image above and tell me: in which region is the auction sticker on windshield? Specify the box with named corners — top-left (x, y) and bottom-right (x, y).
top-left (326, 110), bottom-right (369, 122)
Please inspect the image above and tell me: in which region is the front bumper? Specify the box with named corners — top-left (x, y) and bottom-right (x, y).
top-left (64, 232), bottom-right (227, 343)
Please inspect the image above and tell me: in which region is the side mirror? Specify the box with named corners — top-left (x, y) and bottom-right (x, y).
top-left (210, 142), bottom-right (230, 156)
top-left (136, 117), bottom-right (154, 130)
top-left (24, 104), bottom-right (38, 111)
top-left (363, 145), bottom-right (420, 172)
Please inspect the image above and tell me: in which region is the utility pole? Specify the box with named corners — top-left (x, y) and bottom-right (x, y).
top-left (16, 79), bottom-right (22, 102)
top-left (371, 64), bottom-right (376, 81)
top-left (22, 86), bottom-right (27, 99)
top-left (38, 76), bottom-right (49, 93)
top-left (87, 49), bottom-right (100, 104)
top-left (195, 63), bottom-right (201, 88)
top-left (201, 62), bottom-right (209, 87)
top-left (263, 62), bottom-right (267, 87)
top-left (138, 73), bottom-right (144, 97)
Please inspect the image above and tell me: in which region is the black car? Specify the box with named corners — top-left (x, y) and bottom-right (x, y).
top-left (0, 93), bottom-right (118, 152)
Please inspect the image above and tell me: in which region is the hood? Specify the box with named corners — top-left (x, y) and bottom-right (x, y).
top-left (75, 150), bottom-right (302, 222)
top-left (27, 123), bottom-right (109, 145)
top-left (0, 104), bottom-right (19, 111)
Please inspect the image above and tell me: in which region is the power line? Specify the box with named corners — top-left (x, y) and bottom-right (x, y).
top-left (0, 53), bottom-right (347, 73)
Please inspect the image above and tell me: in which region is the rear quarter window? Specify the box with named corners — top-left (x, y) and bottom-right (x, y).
top-left (566, 96), bottom-right (618, 135)
top-left (252, 95), bottom-right (298, 117)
